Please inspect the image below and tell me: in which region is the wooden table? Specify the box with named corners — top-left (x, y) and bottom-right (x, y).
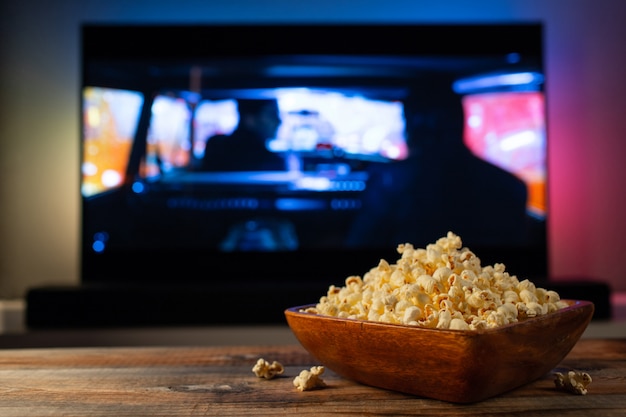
top-left (1, 339), bottom-right (625, 416)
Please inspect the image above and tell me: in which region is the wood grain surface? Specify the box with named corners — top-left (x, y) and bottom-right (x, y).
top-left (0, 340), bottom-right (625, 416)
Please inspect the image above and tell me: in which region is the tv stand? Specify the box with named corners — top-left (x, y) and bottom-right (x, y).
top-left (25, 282), bottom-right (328, 328)
top-left (25, 279), bottom-right (612, 329)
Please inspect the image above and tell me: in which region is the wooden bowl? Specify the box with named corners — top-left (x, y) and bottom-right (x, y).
top-left (285, 299), bottom-right (594, 403)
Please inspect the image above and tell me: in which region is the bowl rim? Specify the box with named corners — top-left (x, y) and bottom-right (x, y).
top-left (285, 299), bottom-right (594, 335)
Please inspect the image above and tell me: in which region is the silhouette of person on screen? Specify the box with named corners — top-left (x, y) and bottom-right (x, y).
top-left (201, 98), bottom-right (285, 171)
top-left (346, 90), bottom-right (529, 248)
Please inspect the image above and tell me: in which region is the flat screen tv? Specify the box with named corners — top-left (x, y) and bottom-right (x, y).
top-left (70, 23), bottom-right (548, 325)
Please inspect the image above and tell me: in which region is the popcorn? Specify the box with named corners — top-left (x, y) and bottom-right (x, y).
top-left (307, 232), bottom-right (568, 330)
top-left (252, 358), bottom-right (285, 380)
top-left (554, 370), bottom-right (592, 395)
top-left (293, 366), bottom-right (327, 391)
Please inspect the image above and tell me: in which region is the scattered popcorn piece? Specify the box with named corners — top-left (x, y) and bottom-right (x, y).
top-left (252, 358), bottom-right (285, 380)
top-left (293, 366), bottom-right (327, 391)
top-left (306, 232), bottom-right (568, 330)
top-left (554, 370), bottom-right (592, 395)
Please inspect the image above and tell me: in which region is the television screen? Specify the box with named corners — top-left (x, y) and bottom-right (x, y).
top-left (78, 23), bottom-right (547, 323)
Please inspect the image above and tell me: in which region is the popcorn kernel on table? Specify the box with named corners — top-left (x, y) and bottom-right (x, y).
top-left (252, 358), bottom-right (284, 380)
top-left (293, 366), bottom-right (327, 391)
top-left (554, 370), bottom-right (592, 395)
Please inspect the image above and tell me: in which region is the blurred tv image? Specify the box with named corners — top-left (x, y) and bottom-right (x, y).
top-left (82, 87), bottom-right (144, 197)
top-left (462, 91), bottom-right (546, 218)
